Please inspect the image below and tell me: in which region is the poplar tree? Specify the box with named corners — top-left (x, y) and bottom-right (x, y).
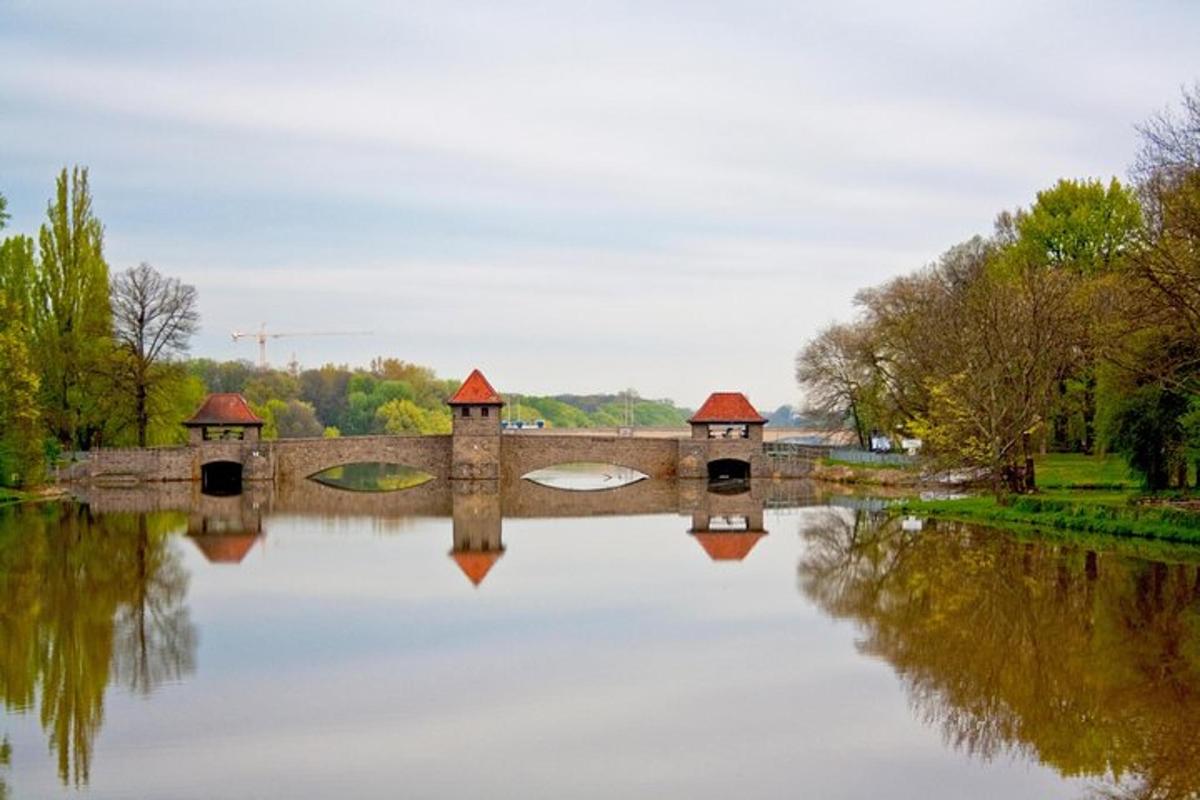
top-left (36, 167), bottom-right (112, 449)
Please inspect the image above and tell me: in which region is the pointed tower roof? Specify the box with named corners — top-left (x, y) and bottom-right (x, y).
top-left (447, 369), bottom-right (503, 405)
top-left (183, 393), bottom-right (264, 427)
top-left (691, 531), bottom-right (767, 561)
top-left (450, 550), bottom-right (504, 586)
top-left (688, 392), bottom-right (767, 424)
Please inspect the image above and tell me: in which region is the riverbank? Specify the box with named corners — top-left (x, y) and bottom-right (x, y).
top-left (810, 458), bottom-right (923, 487)
top-left (899, 454), bottom-right (1200, 544)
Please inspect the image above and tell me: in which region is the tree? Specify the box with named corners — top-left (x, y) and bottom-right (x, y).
top-left (0, 289), bottom-right (43, 486)
top-left (257, 398), bottom-right (323, 439)
top-left (1130, 84), bottom-right (1200, 343)
top-left (36, 167), bottom-right (111, 449)
top-left (0, 191), bottom-right (8, 228)
top-left (110, 263), bottom-right (200, 446)
top-left (376, 398), bottom-right (451, 434)
top-left (917, 250), bottom-right (1083, 493)
top-left (796, 322), bottom-right (882, 448)
top-left (1005, 178), bottom-right (1142, 275)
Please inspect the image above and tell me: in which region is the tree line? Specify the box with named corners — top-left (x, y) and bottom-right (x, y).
top-left (797, 85), bottom-right (1200, 493)
top-left (185, 357), bottom-right (691, 440)
top-left (0, 168), bottom-right (200, 488)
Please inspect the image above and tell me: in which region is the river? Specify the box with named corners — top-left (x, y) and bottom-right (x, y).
top-left (1, 475), bottom-right (1197, 799)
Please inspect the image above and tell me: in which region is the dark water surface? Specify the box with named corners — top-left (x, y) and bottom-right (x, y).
top-left (2, 479), bottom-right (1199, 799)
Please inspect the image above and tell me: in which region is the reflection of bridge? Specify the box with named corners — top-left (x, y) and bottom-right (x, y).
top-left (73, 475), bottom-right (834, 584)
top-left (70, 370), bottom-right (833, 489)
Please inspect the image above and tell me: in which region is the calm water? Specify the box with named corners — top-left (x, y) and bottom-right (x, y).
top-left (2, 478), bottom-right (1199, 799)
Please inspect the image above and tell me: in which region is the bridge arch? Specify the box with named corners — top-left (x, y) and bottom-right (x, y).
top-left (271, 435), bottom-right (453, 484)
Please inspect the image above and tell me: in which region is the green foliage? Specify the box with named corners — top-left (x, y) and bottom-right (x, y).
top-left (1107, 383), bottom-right (1190, 490)
top-left (254, 398), bottom-right (324, 439)
top-left (375, 398), bottom-right (451, 435)
top-left (186, 359), bottom-right (253, 394)
top-left (900, 493), bottom-right (1200, 544)
top-left (242, 371), bottom-right (300, 406)
top-left (322, 426), bottom-right (341, 438)
top-left (0, 289), bottom-right (44, 487)
top-left (1009, 178), bottom-right (1142, 275)
top-left (35, 167), bottom-right (112, 449)
top-left (1033, 453), bottom-right (1136, 490)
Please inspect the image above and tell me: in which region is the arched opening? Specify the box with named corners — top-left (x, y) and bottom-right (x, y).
top-left (201, 461), bottom-right (244, 496)
top-left (707, 458), bottom-right (750, 482)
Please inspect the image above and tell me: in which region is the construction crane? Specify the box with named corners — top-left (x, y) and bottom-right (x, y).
top-left (231, 323), bottom-right (372, 368)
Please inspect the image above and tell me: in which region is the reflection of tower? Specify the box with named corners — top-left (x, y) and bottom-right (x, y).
top-left (186, 504), bottom-right (265, 564)
top-left (688, 507), bottom-right (767, 562)
top-left (450, 483), bottom-right (504, 587)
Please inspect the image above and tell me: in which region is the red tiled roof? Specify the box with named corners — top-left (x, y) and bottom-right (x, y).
top-left (184, 393), bottom-right (264, 426)
top-left (189, 534), bottom-right (260, 564)
top-left (688, 392), bottom-right (767, 424)
top-left (447, 369), bottom-right (503, 405)
top-left (692, 531), bottom-right (767, 561)
top-left (450, 550), bottom-right (503, 586)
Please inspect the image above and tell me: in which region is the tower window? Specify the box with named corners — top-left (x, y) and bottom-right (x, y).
top-left (481, 407), bottom-right (489, 417)
top-left (461, 407), bottom-right (471, 418)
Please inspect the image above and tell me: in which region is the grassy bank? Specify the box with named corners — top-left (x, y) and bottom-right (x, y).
top-left (812, 458), bottom-right (921, 487)
top-left (900, 454), bottom-right (1200, 544)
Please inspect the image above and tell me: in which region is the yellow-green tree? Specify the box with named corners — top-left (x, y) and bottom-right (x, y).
top-left (35, 167), bottom-right (112, 450)
top-left (0, 289), bottom-right (43, 487)
top-left (376, 397), bottom-right (451, 434)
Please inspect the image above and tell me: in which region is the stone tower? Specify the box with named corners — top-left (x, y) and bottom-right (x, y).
top-left (447, 368), bottom-right (504, 480)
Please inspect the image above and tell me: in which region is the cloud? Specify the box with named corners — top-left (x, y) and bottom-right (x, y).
top-left (1, 0), bottom-right (1196, 405)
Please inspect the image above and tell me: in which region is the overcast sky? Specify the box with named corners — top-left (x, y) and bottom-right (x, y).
top-left (1, 1), bottom-right (1196, 408)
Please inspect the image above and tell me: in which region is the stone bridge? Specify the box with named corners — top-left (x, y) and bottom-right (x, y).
top-left (70, 374), bottom-right (832, 491)
top-left (75, 430), bottom-right (829, 488)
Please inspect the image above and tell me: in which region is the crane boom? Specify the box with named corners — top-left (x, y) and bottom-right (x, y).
top-left (231, 323), bottom-right (372, 368)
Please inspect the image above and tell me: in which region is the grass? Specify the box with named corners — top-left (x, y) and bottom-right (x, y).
top-left (900, 494), bottom-right (1200, 544)
top-left (897, 453), bottom-right (1200, 544)
top-left (1033, 452), bottom-right (1137, 490)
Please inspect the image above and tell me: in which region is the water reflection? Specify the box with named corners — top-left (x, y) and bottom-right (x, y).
top-left (7, 480), bottom-right (1200, 797)
top-left (186, 500), bottom-right (264, 564)
top-left (0, 506), bottom-right (196, 785)
top-left (797, 510), bottom-right (1200, 799)
top-left (450, 482), bottom-right (504, 586)
top-left (309, 462), bottom-right (435, 492)
top-left (522, 462), bottom-right (649, 491)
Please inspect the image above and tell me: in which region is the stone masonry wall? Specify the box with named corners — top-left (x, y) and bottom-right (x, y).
top-left (500, 434), bottom-right (681, 482)
top-left (272, 434), bottom-right (452, 483)
top-left (75, 431), bottom-right (822, 486)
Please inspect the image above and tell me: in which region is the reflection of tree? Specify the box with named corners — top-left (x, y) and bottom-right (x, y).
top-left (0, 505), bottom-right (196, 785)
top-left (112, 516), bottom-right (196, 694)
top-left (0, 736), bottom-right (10, 800)
top-left (798, 512), bottom-right (1200, 798)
